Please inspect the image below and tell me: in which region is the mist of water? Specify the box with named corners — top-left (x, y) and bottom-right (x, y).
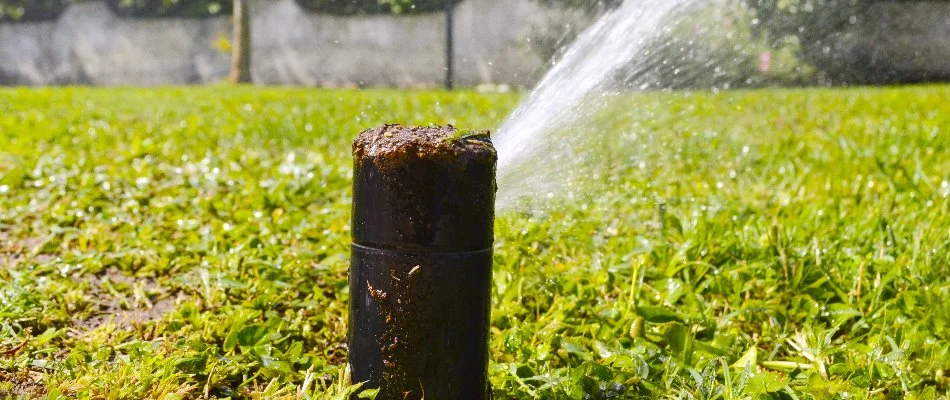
top-left (492, 0), bottom-right (728, 212)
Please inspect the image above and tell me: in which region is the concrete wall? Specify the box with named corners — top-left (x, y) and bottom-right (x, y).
top-left (0, 0), bottom-right (544, 86)
top-left (2, 0), bottom-right (950, 86)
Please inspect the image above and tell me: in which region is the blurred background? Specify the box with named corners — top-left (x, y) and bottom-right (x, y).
top-left (1, 0), bottom-right (948, 88)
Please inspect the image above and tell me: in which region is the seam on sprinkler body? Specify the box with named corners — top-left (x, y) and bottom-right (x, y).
top-left (351, 243), bottom-right (492, 256)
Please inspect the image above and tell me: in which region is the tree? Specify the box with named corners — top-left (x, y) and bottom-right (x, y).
top-left (230, 0), bottom-right (251, 83)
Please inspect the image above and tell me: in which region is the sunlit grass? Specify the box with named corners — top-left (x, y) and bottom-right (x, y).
top-left (0, 86), bottom-right (947, 398)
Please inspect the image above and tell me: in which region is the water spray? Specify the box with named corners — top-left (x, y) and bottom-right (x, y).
top-left (349, 125), bottom-right (496, 399)
top-left (493, 0), bottom-right (698, 212)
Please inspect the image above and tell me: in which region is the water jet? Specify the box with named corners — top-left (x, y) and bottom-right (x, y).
top-left (493, 0), bottom-right (701, 212)
top-left (349, 124), bottom-right (496, 399)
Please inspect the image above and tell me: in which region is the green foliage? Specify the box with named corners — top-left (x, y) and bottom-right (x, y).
top-left (634, 2), bottom-right (812, 89)
top-left (0, 0), bottom-right (66, 22)
top-left (105, 0), bottom-right (231, 19)
top-left (528, 1), bottom-right (811, 89)
top-left (744, 0), bottom-right (868, 83)
top-left (747, 0), bottom-right (862, 44)
top-left (295, 0), bottom-right (462, 15)
top-left (0, 0), bottom-right (462, 21)
top-left (0, 86), bottom-right (948, 398)
top-left (0, 0), bottom-right (232, 20)
top-left (743, 0), bottom-right (950, 84)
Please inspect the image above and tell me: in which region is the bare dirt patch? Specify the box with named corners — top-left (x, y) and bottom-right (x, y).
top-left (75, 268), bottom-right (179, 331)
top-left (0, 370), bottom-right (48, 399)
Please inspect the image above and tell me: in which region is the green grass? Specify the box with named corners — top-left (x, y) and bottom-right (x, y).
top-left (0, 86), bottom-right (947, 399)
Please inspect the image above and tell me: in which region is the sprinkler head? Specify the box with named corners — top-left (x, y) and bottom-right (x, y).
top-left (349, 124), bottom-right (496, 399)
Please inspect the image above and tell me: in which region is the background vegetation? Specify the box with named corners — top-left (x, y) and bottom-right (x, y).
top-left (0, 0), bottom-right (66, 22)
top-left (538, 0), bottom-right (950, 86)
top-left (0, 86), bottom-right (947, 398)
top-left (104, 0), bottom-right (231, 19)
top-left (0, 0), bottom-right (462, 20)
top-left (295, 0), bottom-right (462, 15)
top-left (2, 0), bottom-right (947, 86)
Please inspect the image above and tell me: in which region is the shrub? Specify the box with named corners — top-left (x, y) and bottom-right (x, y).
top-left (0, 0), bottom-right (461, 21)
top-left (745, 0), bottom-right (868, 84)
top-left (105, 0), bottom-right (231, 19)
top-left (528, 0), bottom-right (811, 88)
top-left (294, 0), bottom-right (463, 15)
top-left (0, 0), bottom-right (67, 22)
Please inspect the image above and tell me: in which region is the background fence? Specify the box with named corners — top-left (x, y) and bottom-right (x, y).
top-left (0, 0), bottom-right (544, 86)
top-left (2, 0), bottom-right (950, 87)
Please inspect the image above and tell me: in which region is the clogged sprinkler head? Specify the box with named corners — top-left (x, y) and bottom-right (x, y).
top-left (351, 124), bottom-right (497, 252)
top-left (349, 124), bottom-right (497, 399)
top-left (353, 124), bottom-right (495, 170)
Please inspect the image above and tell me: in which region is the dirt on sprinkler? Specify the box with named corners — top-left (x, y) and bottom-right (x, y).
top-left (366, 263), bottom-right (437, 396)
top-left (353, 124), bottom-right (495, 171)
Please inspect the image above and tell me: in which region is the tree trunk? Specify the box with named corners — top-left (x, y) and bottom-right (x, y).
top-left (230, 0), bottom-right (251, 84)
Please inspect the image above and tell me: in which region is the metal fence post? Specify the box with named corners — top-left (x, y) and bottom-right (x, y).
top-left (444, 0), bottom-right (455, 90)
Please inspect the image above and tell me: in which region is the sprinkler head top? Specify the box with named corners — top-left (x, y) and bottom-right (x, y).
top-left (351, 124), bottom-right (497, 252)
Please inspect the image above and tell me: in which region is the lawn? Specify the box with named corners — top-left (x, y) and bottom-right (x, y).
top-left (0, 86), bottom-right (947, 399)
